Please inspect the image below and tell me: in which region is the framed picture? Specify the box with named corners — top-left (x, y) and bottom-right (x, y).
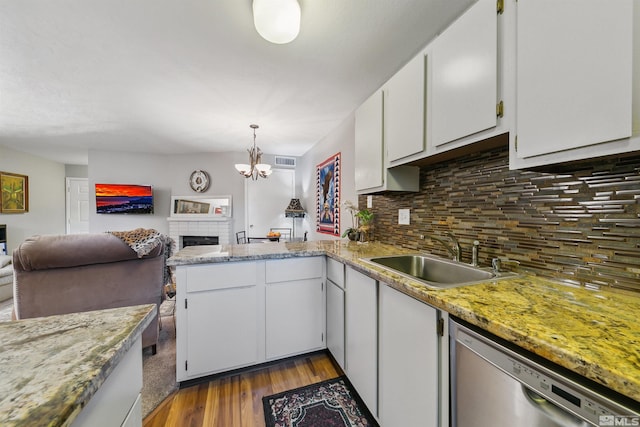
top-left (175, 199), bottom-right (210, 214)
top-left (0, 172), bottom-right (29, 214)
top-left (316, 152), bottom-right (341, 236)
top-left (170, 195), bottom-right (232, 218)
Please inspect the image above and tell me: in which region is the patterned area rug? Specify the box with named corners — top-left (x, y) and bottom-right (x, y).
top-left (263, 376), bottom-right (378, 427)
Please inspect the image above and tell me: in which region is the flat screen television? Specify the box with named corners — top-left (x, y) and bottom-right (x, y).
top-left (95, 183), bottom-right (154, 214)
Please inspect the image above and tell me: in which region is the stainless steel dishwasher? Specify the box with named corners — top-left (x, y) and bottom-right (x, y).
top-left (450, 318), bottom-right (640, 427)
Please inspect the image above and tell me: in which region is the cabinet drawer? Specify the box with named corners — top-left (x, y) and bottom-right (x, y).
top-left (326, 257), bottom-right (344, 288)
top-left (185, 261), bottom-right (258, 292)
top-left (265, 257), bottom-right (323, 283)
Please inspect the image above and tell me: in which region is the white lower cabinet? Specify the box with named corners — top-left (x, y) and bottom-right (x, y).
top-left (379, 284), bottom-right (441, 427)
top-left (71, 337), bottom-right (143, 427)
top-left (345, 266), bottom-right (378, 417)
top-left (265, 257), bottom-right (325, 360)
top-left (176, 257), bottom-right (325, 382)
top-left (176, 261), bottom-right (260, 381)
top-left (326, 257), bottom-right (345, 370)
top-left (186, 284), bottom-right (259, 375)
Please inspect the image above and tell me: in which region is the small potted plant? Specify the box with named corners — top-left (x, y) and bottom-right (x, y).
top-left (341, 200), bottom-right (360, 241)
top-left (341, 201), bottom-right (374, 242)
top-left (355, 208), bottom-right (374, 242)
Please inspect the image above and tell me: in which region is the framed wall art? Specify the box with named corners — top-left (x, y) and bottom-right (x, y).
top-left (0, 172), bottom-right (29, 214)
top-left (316, 152), bottom-right (341, 236)
top-left (170, 195), bottom-right (232, 218)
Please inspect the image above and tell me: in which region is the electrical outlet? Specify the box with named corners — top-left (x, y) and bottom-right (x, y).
top-left (398, 209), bottom-right (410, 225)
top-left (367, 195), bottom-right (373, 208)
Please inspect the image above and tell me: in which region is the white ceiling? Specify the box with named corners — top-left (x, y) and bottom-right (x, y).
top-left (0, 0), bottom-right (475, 165)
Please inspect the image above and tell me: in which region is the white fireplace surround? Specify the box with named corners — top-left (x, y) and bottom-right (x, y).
top-left (168, 218), bottom-right (232, 249)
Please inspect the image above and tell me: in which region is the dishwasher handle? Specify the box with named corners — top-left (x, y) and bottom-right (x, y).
top-left (522, 385), bottom-right (588, 426)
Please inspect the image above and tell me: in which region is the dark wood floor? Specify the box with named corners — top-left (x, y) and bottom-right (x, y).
top-left (143, 351), bottom-right (342, 427)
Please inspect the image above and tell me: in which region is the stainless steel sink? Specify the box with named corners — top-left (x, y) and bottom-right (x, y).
top-left (360, 254), bottom-right (514, 289)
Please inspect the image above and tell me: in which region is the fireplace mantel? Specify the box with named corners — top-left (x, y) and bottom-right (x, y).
top-left (167, 217), bottom-right (232, 249)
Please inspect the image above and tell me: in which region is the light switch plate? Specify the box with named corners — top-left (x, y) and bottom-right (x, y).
top-left (398, 209), bottom-right (410, 225)
top-left (367, 195), bottom-right (373, 208)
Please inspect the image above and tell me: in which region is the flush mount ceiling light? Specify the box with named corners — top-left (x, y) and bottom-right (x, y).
top-left (252, 0), bottom-right (301, 44)
top-left (235, 124), bottom-right (272, 180)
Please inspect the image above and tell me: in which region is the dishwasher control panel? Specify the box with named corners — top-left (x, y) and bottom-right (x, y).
top-left (452, 320), bottom-right (639, 426)
top-left (508, 357), bottom-right (613, 421)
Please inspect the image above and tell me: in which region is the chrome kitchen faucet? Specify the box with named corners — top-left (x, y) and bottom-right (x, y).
top-left (422, 232), bottom-right (462, 262)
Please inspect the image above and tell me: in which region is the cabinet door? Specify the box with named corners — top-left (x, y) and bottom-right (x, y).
top-left (355, 90), bottom-right (384, 191)
top-left (265, 278), bottom-right (325, 359)
top-left (386, 53), bottom-right (426, 162)
top-left (516, 0), bottom-right (632, 160)
top-left (431, 0), bottom-right (497, 148)
top-left (345, 267), bottom-right (378, 417)
top-left (379, 284), bottom-right (440, 427)
top-left (186, 286), bottom-right (259, 377)
top-left (326, 257), bottom-right (345, 288)
top-left (326, 279), bottom-right (345, 370)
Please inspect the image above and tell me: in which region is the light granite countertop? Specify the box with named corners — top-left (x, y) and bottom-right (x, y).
top-left (169, 241), bottom-right (640, 404)
top-left (0, 304), bottom-right (156, 427)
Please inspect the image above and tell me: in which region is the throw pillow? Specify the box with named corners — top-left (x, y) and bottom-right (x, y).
top-left (0, 255), bottom-right (10, 268)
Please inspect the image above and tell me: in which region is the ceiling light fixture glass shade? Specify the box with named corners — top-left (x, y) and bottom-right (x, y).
top-left (235, 124), bottom-right (272, 180)
top-left (252, 0), bottom-right (301, 44)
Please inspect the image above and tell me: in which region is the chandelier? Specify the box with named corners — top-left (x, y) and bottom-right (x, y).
top-left (235, 124), bottom-right (272, 180)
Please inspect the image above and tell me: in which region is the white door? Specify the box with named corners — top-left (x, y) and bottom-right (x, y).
top-left (245, 169), bottom-right (294, 239)
top-left (66, 177), bottom-right (89, 234)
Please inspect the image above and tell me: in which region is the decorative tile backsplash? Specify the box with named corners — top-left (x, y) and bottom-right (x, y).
top-left (363, 145), bottom-right (640, 292)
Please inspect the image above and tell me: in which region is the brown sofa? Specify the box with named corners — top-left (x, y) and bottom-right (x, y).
top-left (12, 232), bottom-right (168, 353)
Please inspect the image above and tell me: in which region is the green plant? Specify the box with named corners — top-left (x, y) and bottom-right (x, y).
top-left (341, 200), bottom-right (359, 238)
top-left (340, 201), bottom-right (375, 238)
top-left (355, 209), bottom-right (374, 230)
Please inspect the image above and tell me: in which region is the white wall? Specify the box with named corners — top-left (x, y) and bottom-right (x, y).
top-left (1, 120), bottom-right (354, 248)
top-left (165, 151), bottom-right (247, 237)
top-left (297, 114), bottom-right (356, 241)
top-left (0, 146), bottom-right (66, 252)
top-left (88, 150), bottom-right (172, 233)
top-left (88, 150), bottom-right (249, 237)
top-left (65, 164), bottom-right (88, 178)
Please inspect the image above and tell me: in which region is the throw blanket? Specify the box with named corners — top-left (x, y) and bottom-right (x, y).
top-left (108, 228), bottom-right (175, 285)
top-left (109, 228), bottom-right (164, 257)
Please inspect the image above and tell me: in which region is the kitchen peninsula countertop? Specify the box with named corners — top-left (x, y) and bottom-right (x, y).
top-left (169, 241), bottom-right (640, 404)
top-left (0, 304), bottom-right (155, 427)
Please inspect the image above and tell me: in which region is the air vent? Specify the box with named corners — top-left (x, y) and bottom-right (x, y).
top-left (275, 156), bottom-right (296, 168)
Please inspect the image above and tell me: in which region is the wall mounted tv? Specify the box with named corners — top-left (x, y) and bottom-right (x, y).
top-left (96, 183), bottom-right (154, 214)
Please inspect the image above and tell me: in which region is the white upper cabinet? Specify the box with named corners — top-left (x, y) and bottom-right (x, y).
top-left (386, 0), bottom-right (506, 166)
top-left (355, 90), bottom-right (384, 191)
top-left (386, 53), bottom-right (427, 163)
top-left (355, 90), bottom-right (419, 194)
top-left (511, 0), bottom-right (636, 168)
top-left (430, 0), bottom-right (498, 150)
